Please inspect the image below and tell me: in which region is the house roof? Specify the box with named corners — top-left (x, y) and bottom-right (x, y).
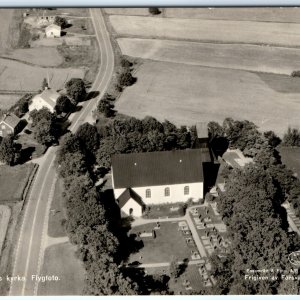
top-left (0, 113), bottom-right (20, 130)
top-left (117, 188), bottom-right (144, 208)
top-left (45, 24), bottom-right (61, 32)
top-left (112, 148), bottom-right (211, 189)
top-left (222, 149), bottom-right (253, 168)
top-left (33, 88), bottom-right (60, 109)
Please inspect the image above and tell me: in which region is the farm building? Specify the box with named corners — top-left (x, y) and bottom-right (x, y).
top-left (112, 148), bottom-right (211, 217)
top-left (29, 88), bottom-right (60, 113)
top-left (45, 24), bottom-right (61, 38)
top-left (0, 113), bottom-right (22, 137)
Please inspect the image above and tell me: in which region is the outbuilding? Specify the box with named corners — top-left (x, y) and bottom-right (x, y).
top-left (0, 113), bottom-right (22, 137)
top-left (45, 24), bottom-right (61, 38)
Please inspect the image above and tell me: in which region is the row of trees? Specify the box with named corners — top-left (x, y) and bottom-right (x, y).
top-left (96, 116), bottom-right (197, 168)
top-left (212, 163), bottom-right (300, 294)
top-left (209, 119), bottom-right (300, 294)
top-left (56, 130), bottom-right (140, 295)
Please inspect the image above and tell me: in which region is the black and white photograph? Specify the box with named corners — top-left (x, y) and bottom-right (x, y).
top-left (0, 5), bottom-right (299, 296)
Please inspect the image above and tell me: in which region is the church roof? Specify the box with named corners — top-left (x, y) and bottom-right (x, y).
top-left (112, 148), bottom-right (211, 189)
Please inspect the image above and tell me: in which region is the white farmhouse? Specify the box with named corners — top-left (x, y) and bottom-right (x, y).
top-left (29, 88), bottom-right (60, 113)
top-left (112, 148), bottom-right (211, 217)
top-left (45, 24), bottom-right (61, 38)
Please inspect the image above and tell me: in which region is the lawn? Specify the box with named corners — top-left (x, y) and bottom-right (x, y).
top-left (64, 18), bottom-right (94, 35)
top-left (16, 132), bottom-right (47, 159)
top-left (117, 38), bottom-right (300, 75)
top-left (57, 38), bottom-right (99, 82)
top-left (110, 15), bottom-right (300, 47)
top-left (279, 147), bottom-right (300, 177)
top-left (115, 60), bottom-right (300, 137)
top-left (48, 178), bottom-right (67, 238)
top-left (129, 222), bottom-right (195, 264)
top-left (0, 57), bottom-right (85, 92)
top-left (5, 47), bottom-right (63, 67)
top-left (38, 242), bottom-right (85, 295)
top-left (0, 163), bottom-right (36, 203)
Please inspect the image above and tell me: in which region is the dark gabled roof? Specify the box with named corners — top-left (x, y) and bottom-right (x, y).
top-left (117, 188), bottom-right (144, 208)
top-left (112, 148), bottom-right (211, 189)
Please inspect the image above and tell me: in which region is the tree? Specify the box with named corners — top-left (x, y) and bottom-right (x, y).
top-left (149, 7), bottom-right (161, 15)
top-left (118, 71), bottom-right (136, 87)
top-left (29, 108), bottom-right (55, 128)
top-left (42, 78), bottom-right (48, 90)
top-left (33, 118), bottom-right (57, 146)
top-left (282, 127), bottom-right (300, 147)
top-left (0, 135), bottom-right (17, 165)
top-left (97, 99), bottom-right (114, 117)
top-left (76, 123), bottom-right (100, 153)
top-left (65, 78), bottom-right (86, 104)
top-left (55, 95), bottom-right (73, 114)
top-left (169, 257), bottom-right (181, 279)
top-left (54, 16), bottom-right (68, 28)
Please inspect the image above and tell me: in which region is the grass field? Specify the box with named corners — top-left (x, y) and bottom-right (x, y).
top-left (105, 8), bottom-right (150, 16)
top-left (279, 147), bottom-right (300, 177)
top-left (38, 242), bottom-right (85, 295)
top-left (0, 164), bottom-right (36, 203)
top-left (0, 57), bottom-right (85, 91)
top-left (117, 38), bottom-right (300, 75)
top-left (4, 47), bottom-right (63, 67)
top-left (0, 94), bottom-right (20, 109)
top-left (115, 60), bottom-right (300, 137)
top-left (165, 7), bottom-right (300, 23)
top-left (48, 178), bottom-right (67, 238)
top-left (0, 10), bottom-right (17, 54)
top-left (129, 222), bottom-right (193, 264)
top-left (110, 15), bottom-right (300, 47)
top-left (0, 205), bottom-right (11, 257)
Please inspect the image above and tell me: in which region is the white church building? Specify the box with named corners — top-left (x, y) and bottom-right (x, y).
top-left (111, 148), bottom-right (211, 218)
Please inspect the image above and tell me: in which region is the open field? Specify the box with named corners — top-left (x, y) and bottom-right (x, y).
top-left (110, 15), bottom-right (300, 47)
top-left (4, 47), bottom-right (63, 67)
top-left (118, 38), bottom-right (300, 75)
top-left (0, 164), bottom-right (36, 203)
top-left (0, 206), bottom-right (11, 257)
top-left (115, 61), bottom-right (300, 137)
top-left (279, 147), bottom-right (300, 177)
top-left (129, 222), bottom-right (194, 264)
top-left (166, 7), bottom-right (300, 23)
top-left (0, 10), bottom-right (16, 54)
top-left (48, 178), bottom-right (67, 238)
top-left (0, 58), bottom-right (85, 91)
top-left (38, 242), bottom-right (85, 295)
top-left (105, 8), bottom-right (150, 16)
top-left (0, 94), bottom-right (20, 109)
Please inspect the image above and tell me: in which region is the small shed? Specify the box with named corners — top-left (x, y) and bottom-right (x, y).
top-left (45, 24), bottom-right (61, 38)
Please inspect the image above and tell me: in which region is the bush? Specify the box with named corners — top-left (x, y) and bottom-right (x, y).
top-left (291, 70), bottom-right (300, 77)
top-left (149, 8), bottom-right (161, 15)
top-left (118, 71), bottom-right (136, 87)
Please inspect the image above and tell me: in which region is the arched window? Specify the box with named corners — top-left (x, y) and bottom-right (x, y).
top-left (164, 187), bottom-right (170, 197)
top-left (146, 189), bottom-right (151, 198)
top-left (184, 186), bottom-right (189, 195)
